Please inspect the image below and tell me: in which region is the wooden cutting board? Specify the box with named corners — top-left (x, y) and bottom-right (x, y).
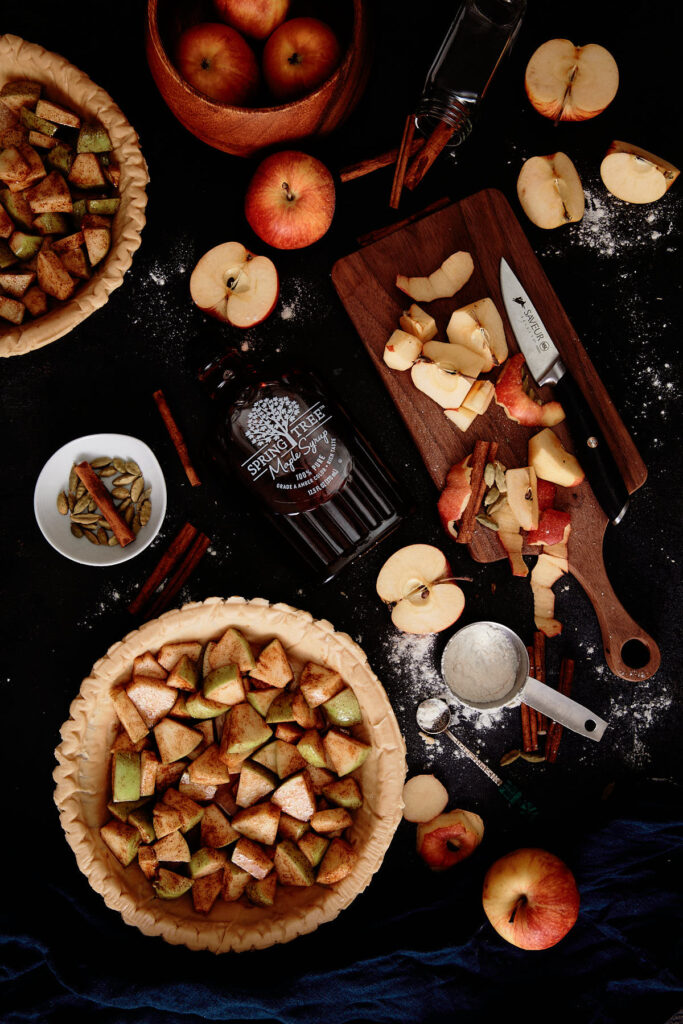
top-left (331, 189), bottom-right (660, 681)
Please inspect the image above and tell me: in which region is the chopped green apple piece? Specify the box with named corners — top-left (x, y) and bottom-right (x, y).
top-left (77, 122), bottom-right (113, 153)
top-left (100, 819), bottom-right (141, 866)
top-left (192, 871), bottom-right (223, 914)
top-left (250, 638), bottom-right (293, 687)
top-left (153, 868), bottom-right (192, 899)
top-left (323, 730), bottom-right (370, 777)
top-left (210, 627), bottom-right (257, 673)
top-left (201, 804), bottom-right (239, 848)
top-left (232, 801), bottom-right (281, 846)
top-left (153, 830), bottom-right (190, 863)
top-left (322, 777), bottom-right (363, 810)
top-left (189, 847), bottom-right (228, 878)
top-left (274, 839), bottom-right (315, 886)
top-left (111, 751), bottom-right (141, 803)
top-left (203, 663), bottom-right (245, 706)
top-left (321, 687), bottom-right (362, 727)
top-left (298, 831), bottom-right (330, 868)
top-left (246, 872), bottom-right (277, 906)
top-left (299, 662), bottom-right (344, 707)
top-left (222, 861), bottom-right (250, 901)
top-left (154, 718), bottom-right (203, 763)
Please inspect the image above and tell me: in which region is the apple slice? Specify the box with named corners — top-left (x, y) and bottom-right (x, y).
top-left (396, 251), bottom-right (473, 303)
top-left (446, 298), bottom-right (507, 369)
top-left (444, 406), bottom-right (478, 432)
top-left (531, 552), bottom-right (567, 637)
top-left (489, 499), bottom-right (527, 577)
top-left (462, 379), bottom-right (495, 415)
top-left (529, 428), bottom-right (585, 487)
top-left (600, 141), bottom-right (680, 204)
top-left (525, 40), bottom-right (619, 121)
top-left (517, 153), bottom-right (585, 229)
top-left (376, 543), bottom-right (465, 634)
top-left (422, 340), bottom-right (489, 378)
top-left (383, 329), bottom-right (423, 371)
top-left (190, 241), bottom-right (279, 329)
top-left (399, 303), bottom-right (437, 342)
top-left (505, 467), bottom-right (539, 532)
top-left (495, 355), bottom-right (565, 426)
top-left (527, 509), bottom-right (571, 547)
top-left (411, 360), bottom-right (474, 409)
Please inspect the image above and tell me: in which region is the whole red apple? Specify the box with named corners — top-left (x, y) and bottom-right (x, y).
top-left (262, 17), bottom-right (342, 102)
top-left (244, 150), bottom-right (335, 250)
top-left (482, 848), bottom-right (580, 950)
top-left (213, 0), bottom-right (290, 41)
top-left (175, 23), bottom-right (259, 105)
top-left (416, 810), bottom-right (484, 871)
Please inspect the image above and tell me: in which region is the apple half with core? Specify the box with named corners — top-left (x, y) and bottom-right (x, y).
top-left (600, 141), bottom-right (680, 204)
top-left (262, 17), bottom-right (341, 101)
top-left (376, 544), bottom-right (465, 634)
top-left (190, 242), bottom-right (279, 328)
top-left (245, 150), bottom-right (335, 250)
top-left (525, 40), bottom-right (619, 122)
top-left (213, 0), bottom-right (290, 41)
top-left (175, 23), bottom-right (260, 105)
top-left (416, 809), bottom-right (484, 871)
top-left (517, 153), bottom-right (585, 230)
top-left (482, 847), bottom-right (580, 950)
top-left (396, 251), bottom-right (474, 303)
top-left (495, 354), bottom-right (565, 426)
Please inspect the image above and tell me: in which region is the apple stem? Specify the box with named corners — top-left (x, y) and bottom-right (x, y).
top-left (509, 894), bottom-right (527, 924)
top-left (281, 182), bottom-right (295, 202)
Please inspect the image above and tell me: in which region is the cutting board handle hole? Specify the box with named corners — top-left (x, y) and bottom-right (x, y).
top-left (620, 639), bottom-right (654, 670)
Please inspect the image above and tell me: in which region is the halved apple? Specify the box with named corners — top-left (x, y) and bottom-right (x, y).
top-left (383, 329), bottom-right (422, 370)
top-left (411, 360), bottom-right (474, 409)
top-left (444, 406), bottom-right (478, 432)
top-left (529, 428), bottom-right (585, 487)
top-left (495, 354), bottom-right (565, 426)
top-left (396, 251), bottom-right (473, 303)
top-left (399, 303), bottom-right (437, 342)
top-left (446, 298), bottom-right (508, 370)
top-left (531, 552), bottom-right (567, 637)
top-left (517, 153), bottom-right (585, 230)
top-left (189, 241), bottom-right (279, 328)
top-left (505, 467), bottom-right (539, 532)
top-left (422, 340), bottom-right (490, 378)
top-left (600, 141), bottom-right (680, 204)
top-left (525, 39), bottom-right (619, 121)
top-left (462, 379), bottom-right (495, 415)
top-left (376, 544), bottom-right (465, 634)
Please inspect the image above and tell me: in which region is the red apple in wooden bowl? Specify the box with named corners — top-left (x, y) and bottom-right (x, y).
top-left (213, 0), bottom-right (290, 41)
top-left (145, 0), bottom-right (371, 158)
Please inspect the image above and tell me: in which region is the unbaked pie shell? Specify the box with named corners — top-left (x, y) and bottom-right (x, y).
top-left (54, 596), bottom-right (407, 953)
top-left (0, 34), bottom-right (148, 358)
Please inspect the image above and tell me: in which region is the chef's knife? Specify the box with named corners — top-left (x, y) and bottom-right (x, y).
top-left (499, 258), bottom-right (630, 525)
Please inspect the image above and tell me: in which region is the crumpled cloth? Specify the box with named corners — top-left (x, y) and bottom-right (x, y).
top-left (2, 780), bottom-right (681, 1023)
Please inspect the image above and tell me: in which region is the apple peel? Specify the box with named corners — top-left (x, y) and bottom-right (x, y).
top-left (496, 355), bottom-right (565, 426)
top-left (402, 775), bottom-right (449, 823)
top-left (531, 552), bottom-right (567, 637)
top-left (396, 251), bottom-right (473, 303)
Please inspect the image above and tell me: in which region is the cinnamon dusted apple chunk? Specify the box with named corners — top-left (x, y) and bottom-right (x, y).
top-left (192, 871), bottom-right (224, 914)
top-left (232, 801), bottom-right (281, 845)
top-left (154, 719), bottom-right (203, 763)
top-left (100, 819), bottom-right (141, 866)
top-left (299, 662), bottom-right (344, 708)
top-left (153, 868), bottom-right (193, 900)
top-left (162, 788), bottom-right (204, 833)
top-left (250, 638), bottom-right (293, 687)
top-left (126, 676), bottom-right (176, 728)
top-left (316, 838), bottom-right (357, 885)
top-left (232, 837), bottom-right (274, 879)
top-left (271, 771), bottom-right (316, 821)
top-left (201, 804), bottom-right (239, 849)
top-left (274, 840), bottom-right (315, 886)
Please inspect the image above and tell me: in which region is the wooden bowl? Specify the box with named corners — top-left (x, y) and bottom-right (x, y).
top-left (0, 35), bottom-right (148, 359)
top-left (54, 596), bottom-right (406, 953)
top-left (145, 0), bottom-right (371, 157)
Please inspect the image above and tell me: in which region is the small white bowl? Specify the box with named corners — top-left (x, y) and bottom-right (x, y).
top-left (34, 433), bottom-right (166, 566)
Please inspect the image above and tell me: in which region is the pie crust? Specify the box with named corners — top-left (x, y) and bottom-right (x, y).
top-left (0, 34), bottom-right (149, 358)
top-left (54, 596), bottom-right (407, 953)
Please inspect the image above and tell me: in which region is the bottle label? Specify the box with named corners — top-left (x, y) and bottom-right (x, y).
top-left (238, 394), bottom-right (352, 512)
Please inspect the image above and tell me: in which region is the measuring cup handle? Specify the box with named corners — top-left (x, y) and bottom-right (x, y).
top-left (522, 676), bottom-right (607, 741)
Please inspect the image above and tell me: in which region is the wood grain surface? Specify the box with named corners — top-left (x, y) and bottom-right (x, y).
top-left (331, 189), bottom-right (660, 681)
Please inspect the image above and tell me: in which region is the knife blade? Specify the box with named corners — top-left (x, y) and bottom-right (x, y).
top-left (499, 258), bottom-right (630, 525)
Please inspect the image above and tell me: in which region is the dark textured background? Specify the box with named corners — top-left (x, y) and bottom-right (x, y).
top-left (1, 1), bottom-right (681, 1021)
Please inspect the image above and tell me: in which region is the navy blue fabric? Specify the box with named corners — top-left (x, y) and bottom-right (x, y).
top-left (2, 781), bottom-right (681, 1023)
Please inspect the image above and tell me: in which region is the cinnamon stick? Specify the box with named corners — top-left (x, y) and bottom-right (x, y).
top-left (144, 532), bottom-right (211, 619)
top-left (520, 701), bottom-right (533, 754)
top-left (404, 119), bottom-right (454, 191)
top-left (533, 631), bottom-right (548, 733)
top-left (356, 198), bottom-right (451, 247)
top-left (153, 389), bottom-right (201, 487)
top-left (545, 657), bottom-right (575, 763)
top-left (457, 440), bottom-right (498, 546)
top-left (339, 136), bottom-right (424, 183)
top-left (128, 522), bottom-right (198, 614)
top-left (390, 113), bottom-right (417, 210)
top-left (73, 461), bottom-right (135, 548)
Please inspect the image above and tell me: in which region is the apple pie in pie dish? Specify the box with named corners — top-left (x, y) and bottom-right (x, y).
top-left (54, 596), bottom-right (406, 953)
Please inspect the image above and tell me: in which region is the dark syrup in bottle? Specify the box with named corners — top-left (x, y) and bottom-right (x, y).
top-left (201, 351), bottom-right (405, 582)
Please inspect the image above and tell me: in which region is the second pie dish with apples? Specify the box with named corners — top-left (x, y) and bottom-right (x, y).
top-left (53, 596), bottom-right (406, 953)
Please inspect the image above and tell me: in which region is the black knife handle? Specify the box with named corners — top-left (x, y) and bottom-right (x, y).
top-left (553, 373), bottom-right (630, 524)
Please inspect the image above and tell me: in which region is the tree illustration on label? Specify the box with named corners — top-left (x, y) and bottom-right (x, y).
top-left (245, 396), bottom-right (302, 450)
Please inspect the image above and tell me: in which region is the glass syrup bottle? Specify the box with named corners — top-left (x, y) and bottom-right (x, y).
top-left (201, 350), bottom-right (406, 582)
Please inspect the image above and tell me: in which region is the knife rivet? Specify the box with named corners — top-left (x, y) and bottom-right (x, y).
top-left (587, 436), bottom-right (599, 448)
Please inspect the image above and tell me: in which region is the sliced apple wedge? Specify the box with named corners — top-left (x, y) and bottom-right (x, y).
top-left (399, 303), bottom-right (437, 343)
top-left (495, 354), bottom-right (565, 426)
top-left (505, 467), bottom-right (539, 532)
top-left (396, 251), bottom-right (473, 303)
top-left (462, 379), bottom-right (495, 415)
top-left (525, 40), bottom-right (619, 122)
top-left (383, 329), bottom-right (423, 370)
top-left (444, 406), bottom-right (478, 432)
top-left (376, 544), bottom-right (465, 634)
top-left (489, 499), bottom-right (527, 577)
top-left (529, 428), bottom-right (585, 487)
top-left (531, 552), bottom-right (567, 637)
top-left (411, 360), bottom-right (474, 409)
top-left (600, 141), bottom-right (680, 204)
top-left (446, 298), bottom-right (507, 370)
top-left (517, 153), bottom-right (585, 229)
top-left (422, 340), bottom-right (490, 378)
top-left (190, 241), bottom-right (279, 329)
